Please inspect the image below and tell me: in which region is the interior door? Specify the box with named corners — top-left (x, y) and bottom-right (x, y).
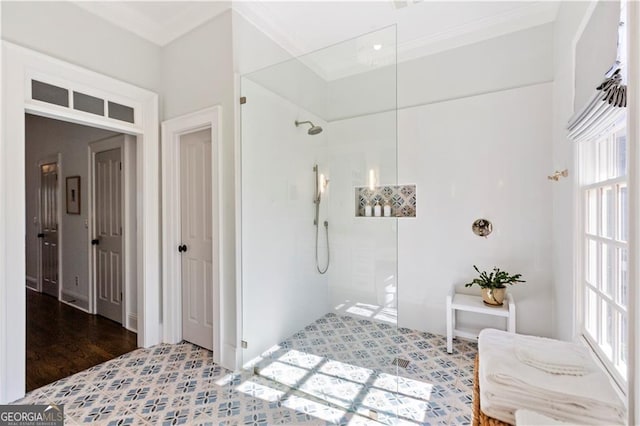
top-left (180, 128), bottom-right (214, 351)
top-left (39, 162), bottom-right (59, 297)
top-left (94, 148), bottom-right (123, 324)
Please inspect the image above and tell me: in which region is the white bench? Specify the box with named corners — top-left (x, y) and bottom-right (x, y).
top-left (446, 287), bottom-right (515, 354)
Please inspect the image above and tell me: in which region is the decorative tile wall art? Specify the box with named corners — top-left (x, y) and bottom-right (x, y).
top-left (355, 185), bottom-right (417, 217)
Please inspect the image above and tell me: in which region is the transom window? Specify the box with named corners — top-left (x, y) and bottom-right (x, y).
top-left (579, 121), bottom-right (628, 384)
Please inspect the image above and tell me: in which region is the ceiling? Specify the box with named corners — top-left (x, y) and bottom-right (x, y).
top-left (73, 1), bottom-right (559, 75)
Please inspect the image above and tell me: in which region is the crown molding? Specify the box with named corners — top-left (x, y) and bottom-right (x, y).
top-left (73, 1), bottom-right (231, 47)
top-left (234, 1), bottom-right (559, 81)
top-left (72, 1), bottom-right (559, 79)
top-left (232, 2), bottom-right (308, 58)
top-left (232, 3), bottom-right (331, 80)
top-left (397, 2), bottom-right (560, 62)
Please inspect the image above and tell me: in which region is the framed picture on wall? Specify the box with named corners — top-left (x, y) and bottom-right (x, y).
top-left (66, 176), bottom-right (81, 214)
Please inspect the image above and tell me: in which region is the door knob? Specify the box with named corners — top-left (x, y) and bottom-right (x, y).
top-left (91, 238), bottom-right (100, 245)
top-left (37, 233), bottom-right (45, 238)
top-left (178, 244), bottom-right (187, 253)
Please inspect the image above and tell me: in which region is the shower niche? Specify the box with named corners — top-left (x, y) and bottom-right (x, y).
top-left (355, 184), bottom-right (417, 217)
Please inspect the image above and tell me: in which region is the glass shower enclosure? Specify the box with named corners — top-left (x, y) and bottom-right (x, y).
top-left (240, 26), bottom-right (401, 423)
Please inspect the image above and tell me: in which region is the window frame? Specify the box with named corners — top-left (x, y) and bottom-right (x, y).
top-left (578, 120), bottom-right (628, 390)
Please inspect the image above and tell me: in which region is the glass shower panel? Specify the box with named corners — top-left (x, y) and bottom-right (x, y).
top-left (240, 26), bottom-right (399, 424)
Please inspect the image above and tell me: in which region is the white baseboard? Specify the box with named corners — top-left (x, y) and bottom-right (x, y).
top-left (127, 313), bottom-right (138, 333)
top-left (61, 289), bottom-right (89, 311)
top-left (26, 275), bottom-right (38, 291)
top-left (59, 299), bottom-right (90, 313)
top-left (61, 288), bottom-right (88, 303)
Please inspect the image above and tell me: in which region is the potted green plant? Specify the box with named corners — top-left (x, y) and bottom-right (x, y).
top-left (465, 265), bottom-right (525, 306)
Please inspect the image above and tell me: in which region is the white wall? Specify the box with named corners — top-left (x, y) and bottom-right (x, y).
top-left (243, 60), bottom-right (328, 121)
top-left (550, 2), bottom-right (594, 342)
top-left (25, 114), bottom-right (118, 307)
top-left (400, 23), bottom-right (554, 108)
top-left (240, 79), bottom-right (329, 362)
top-left (1, 1), bottom-right (161, 92)
top-left (323, 23), bottom-right (555, 337)
top-left (161, 10), bottom-right (238, 358)
top-left (328, 65), bottom-right (396, 122)
top-left (327, 111), bottom-right (398, 320)
top-left (574, 1), bottom-right (620, 111)
top-left (161, 11), bottom-right (234, 121)
top-left (398, 83), bottom-right (553, 337)
top-left (232, 11), bottom-right (292, 75)
top-left (233, 11), bottom-right (328, 120)
top-left (327, 23), bottom-right (553, 121)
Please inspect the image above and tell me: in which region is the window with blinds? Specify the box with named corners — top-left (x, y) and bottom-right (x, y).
top-left (571, 0), bottom-right (628, 388)
top-left (578, 122), bottom-right (628, 385)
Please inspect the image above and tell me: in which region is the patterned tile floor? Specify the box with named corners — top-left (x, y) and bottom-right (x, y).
top-left (12, 313), bottom-right (477, 425)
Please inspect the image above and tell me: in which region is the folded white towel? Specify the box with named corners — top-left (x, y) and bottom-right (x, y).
top-left (515, 340), bottom-right (590, 376)
top-left (482, 382), bottom-right (624, 425)
top-left (478, 329), bottom-right (625, 425)
top-left (516, 409), bottom-right (586, 425)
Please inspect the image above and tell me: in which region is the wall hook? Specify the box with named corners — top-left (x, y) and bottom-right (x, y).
top-left (547, 169), bottom-right (569, 181)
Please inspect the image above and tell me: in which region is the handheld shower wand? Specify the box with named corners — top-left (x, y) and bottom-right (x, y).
top-left (313, 165), bottom-right (330, 274)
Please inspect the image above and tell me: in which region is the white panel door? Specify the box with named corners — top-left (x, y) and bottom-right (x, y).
top-left (39, 162), bottom-right (58, 297)
top-left (180, 129), bottom-right (214, 351)
top-left (94, 148), bottom-right (123, 324)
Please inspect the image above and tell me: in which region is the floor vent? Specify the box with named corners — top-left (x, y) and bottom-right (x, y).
top-left (392, 358), bottom-right (410, 368)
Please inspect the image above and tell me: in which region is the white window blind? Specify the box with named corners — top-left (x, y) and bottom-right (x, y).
top-left (568, 89), bottom-right (625, 142)
top-left (568, 1), bottom-right (627, 143)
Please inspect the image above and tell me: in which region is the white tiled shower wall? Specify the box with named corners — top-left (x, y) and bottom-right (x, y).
top-left (327, 111), bottom-right (399, 318)
top-left (240, 78), bottom-right (330, 362)
top-left (240, 78), bottom-right (400, 362)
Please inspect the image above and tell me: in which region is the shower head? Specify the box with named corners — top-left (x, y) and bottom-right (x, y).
top-left (308, 125), bottom-right (323, 135)
top-left (295, 120), bottom-right (323, 135)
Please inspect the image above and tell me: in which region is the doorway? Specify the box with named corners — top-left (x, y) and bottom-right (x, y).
top-left (2, 43), bottom-right (160, 403)
top-left (88, 134), bottom-right (138, 330)
top-left (180, 129), bottom-right (214, 351)
top-left (161, 107), bottom-right (225, 366)
top-left (24, 115), bottom-right (138, 390)
top-left (93, 147), bottom-right (124, 324)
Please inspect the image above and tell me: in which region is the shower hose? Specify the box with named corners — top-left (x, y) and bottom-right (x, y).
top-left (316, 220), bottom-right (330, 274)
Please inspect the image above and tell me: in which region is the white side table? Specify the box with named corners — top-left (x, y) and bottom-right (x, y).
top-left (446, 287), bottom-right (515, 354)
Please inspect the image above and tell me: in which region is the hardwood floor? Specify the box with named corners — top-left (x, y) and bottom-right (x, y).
top-left (26, 289), bottom-right (137, 392)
